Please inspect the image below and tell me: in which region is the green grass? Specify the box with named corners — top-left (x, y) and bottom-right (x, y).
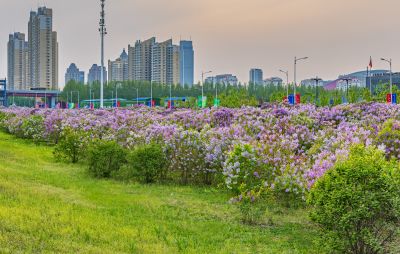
top-left (0, 131), bottom-right (318, 253)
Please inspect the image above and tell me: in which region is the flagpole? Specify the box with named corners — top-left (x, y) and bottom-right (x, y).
top-left (365, 66), bottom-right (371, 95)
top-left (369, 57), bottom-right (373, 96)
top-left (369, 67), bottom-right (372, 95)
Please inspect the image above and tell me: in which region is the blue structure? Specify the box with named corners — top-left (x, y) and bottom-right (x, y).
top-left (392, 94), bottom-right (397, 104)
top-left (288, 94), bottom-right (295, 105)
top-left (165, 97), bottom-right (187, 107)
top-left (88, 64), bottom-right (107, 84)
top-left (180, 41), bottom-right (194, 87)
top-left (65, 63), bottom-right (85, 84)
top-left (249, 69), bottom-right (263, 85)
top-left (0, 79), bottom-right (7, 107)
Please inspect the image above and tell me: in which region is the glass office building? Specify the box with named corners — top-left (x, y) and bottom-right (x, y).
top-left (179, 40), bottom-right (194, 87)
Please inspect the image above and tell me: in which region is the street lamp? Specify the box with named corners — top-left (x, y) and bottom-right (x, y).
top-left (381, 58), bottom-right (393, 97)
top-left (215, 82), bottom-right (219, 107)
top-left (201, 70), bottom-right (212, 107)
top-left (135, 88), bottom-right (139, 106)
top-left (279, 69), bottom-right (289, 99)
top-left (169, 83), bottom-right (173, 110)
top-left (115, 82), bottom-right (121, 108)
top-left (311, 77), bottom-right (322, 105)
top-left (150, 80), bottom-right (153, 108)
top-left (99, 0), bottom-right (107, 108)
top-left (71, 91), bottom-right (80, 109)
top-left (294, 56), bottom-right (308, 102)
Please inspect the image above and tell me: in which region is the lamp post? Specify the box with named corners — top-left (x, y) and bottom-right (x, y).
top-left (215, 82), bottom-right (218, 107)
top-left (99, 0), bottom-right (107, 108)
top-left (311, 77), bottom-right (322, 105)
top-left (71, 91), bottom-right (80, 108)
top-left (89, 84), bottom-right (92, 108)
top-left (201, 70), bottom-right (212, 108)
top-left (115, 82), bottom-right (121, 108)
top-left (279, 69), bottom-right (289, 99)
top-left (135, 88), bottom-right (139, 106)
top-left (294, 57), bottom-right (308, 103)
top-left (381, 58), bottom-right (393, 97)
top-left (169, 83), bottom-right (173, 110)
top-left (150, 80), bottom-right (153, 108)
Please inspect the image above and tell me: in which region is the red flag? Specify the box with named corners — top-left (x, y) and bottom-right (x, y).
top-left (369, 56), bottom-right (373, 69)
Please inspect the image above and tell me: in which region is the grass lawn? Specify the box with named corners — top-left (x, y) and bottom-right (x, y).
top-left (0, 131), bottom-right (318, 253)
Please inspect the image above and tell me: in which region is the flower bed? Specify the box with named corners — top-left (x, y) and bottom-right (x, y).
top-left (1, 103), bottom-right (399, 201)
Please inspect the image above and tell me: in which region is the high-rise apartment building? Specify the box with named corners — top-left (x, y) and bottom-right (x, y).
top-left (127, 38), bottom-right (193, 85)
top-left (180, 40), bottom-right (194, 87)
top-left (88, 64), bottom-right (107, 84)
top-left (108, 49), bottom-right (128, 82)
top-left (28, 7), bottom-right (58, 90)
top-left (249, 68), bottom-right (263, 85)
top-left (128, 37), bottom-right (155, 81)
top-left (169, 45), bottom-right (181, 85)
top-left (7, 33), bottom-right (29, 90)
top-left (151, 39), bottom-right (172, 84)
top-left (65, 63), bottom-right (84, 84)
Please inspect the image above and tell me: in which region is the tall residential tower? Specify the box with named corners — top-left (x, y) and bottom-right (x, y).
top-left (126, 38), bottom-right (193, 86)
top-left (7, 33), bottom-right (29, 90)
top-left (28, 7), bottom-right (58, 90)
top-left (151, 39), bottom-right (172, 84)
top-left (128, 37), bottom-right (155, 81)
top-left (108, 49), bottom-right (129, 82)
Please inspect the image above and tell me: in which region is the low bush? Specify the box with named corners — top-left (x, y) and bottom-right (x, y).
top-left (231, 188), bottom-right (272, 225)
top-left (124, 143), bottom-right (167, 183)
top-left (308, 145), bottom-right (400, 254)
top-left (376, 119), bottom-right (400, 159)
top-left (53, 127), bottom-right (89, 163)
top-left (87, 140), bottom-right (127, 178)
top-left (223, 144), bottom-right (268, 195)
top-left (20, 115), bottom-right (45, 143)
top-left (166, 130), bottom-right (206, 184)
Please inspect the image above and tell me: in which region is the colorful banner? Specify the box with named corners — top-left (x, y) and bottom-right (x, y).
top-left (295, 94), bottom-right (301, 104)
top-left (387, 94), bottom-right (397, 104)
top-left (288, 94), bottom-right (295, 105)
top-left (198, 96), bottom-right (207, 108)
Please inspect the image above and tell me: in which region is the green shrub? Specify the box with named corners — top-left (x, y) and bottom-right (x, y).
top-left (20, 115), bottom-right (45, 143)
top-left (87, 140), bottom-right (127, 178)
top-left (124, 143), bottom-right (167, 183)
top-left (53, 127), bottom-right (89, 163)
top-left (0, 112), bottom-right (6, 124)
top-left (308, 145), bottom-right (400, 254)
top-left (223, 144), bottom-right (268, 195)
top-left (167, 130), bottom-right (206, 185)
top-left (376, 119), bottom-right (400, 159)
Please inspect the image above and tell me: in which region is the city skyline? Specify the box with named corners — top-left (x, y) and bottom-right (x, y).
top-left (1, 0), bottom-right (400, 87)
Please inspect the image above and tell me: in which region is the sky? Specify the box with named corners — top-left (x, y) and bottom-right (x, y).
top-left (1, 0), bottom-right (400, 87)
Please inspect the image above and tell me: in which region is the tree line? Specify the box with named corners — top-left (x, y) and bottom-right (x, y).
top-left (58, 80), bottom-right (400, 108)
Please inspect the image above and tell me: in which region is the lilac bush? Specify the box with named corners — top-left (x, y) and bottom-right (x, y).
top-left (1, 103), bottom-right (400, 201)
